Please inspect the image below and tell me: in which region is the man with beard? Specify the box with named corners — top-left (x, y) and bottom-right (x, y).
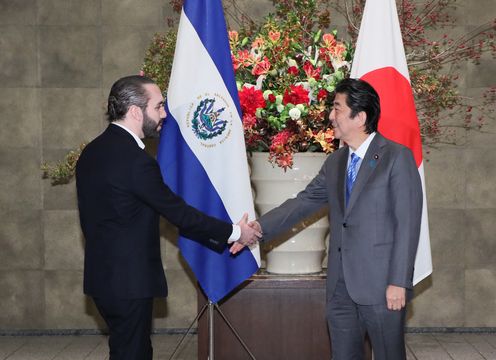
top-left (76, 75), bottom-right (261, 359)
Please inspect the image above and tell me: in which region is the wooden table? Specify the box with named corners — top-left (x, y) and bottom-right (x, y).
top-left (198, 272), bottom-right (373, 359)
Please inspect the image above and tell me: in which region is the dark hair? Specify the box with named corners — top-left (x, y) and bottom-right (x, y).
top-left (334, 78), bottom-right (381, 134)
top-left (106, 75), bottom-right (156, 122)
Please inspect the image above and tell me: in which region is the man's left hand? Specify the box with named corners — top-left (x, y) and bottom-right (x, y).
top-left (386, 285), bottom-right (406, 311)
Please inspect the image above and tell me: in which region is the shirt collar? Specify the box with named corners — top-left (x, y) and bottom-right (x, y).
top-left (112, 122), bottom-right (145, 149)
top-left (351, 132), bottom-right (376, 159)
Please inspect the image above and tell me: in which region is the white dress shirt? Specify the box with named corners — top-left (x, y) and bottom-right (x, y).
top-left (347, 132), bottom-right (377, 173)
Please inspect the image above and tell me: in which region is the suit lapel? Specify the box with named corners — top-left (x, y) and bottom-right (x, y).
top-left (345, 134), bottom-right (386, 216)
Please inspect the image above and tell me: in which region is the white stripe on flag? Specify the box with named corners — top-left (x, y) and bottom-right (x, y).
top-left (350, 0), bottom-right (410, 81)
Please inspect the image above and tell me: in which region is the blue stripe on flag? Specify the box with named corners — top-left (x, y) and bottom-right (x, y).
top-left (183, 0), bottom-right (242, 118)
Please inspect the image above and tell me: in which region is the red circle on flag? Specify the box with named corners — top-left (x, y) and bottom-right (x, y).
top-left (362, 67), bottom-right (423, 167)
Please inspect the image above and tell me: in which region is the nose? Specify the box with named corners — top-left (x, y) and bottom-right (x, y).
top-left (329, 108), bottom-right (335, 121)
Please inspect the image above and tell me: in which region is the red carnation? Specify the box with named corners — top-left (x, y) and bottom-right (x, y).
top-left (317, 89), bottom-right (328, 102)
top-left (268, 94), bottom-right (276, 102)
top-left (283, 85), bottom-right (310, 105)
top-left (287, 66), bottom-right (299, 76)
top-left (238, 86), bottom-right (266, 116)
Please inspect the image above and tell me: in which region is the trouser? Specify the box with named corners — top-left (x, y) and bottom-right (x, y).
top-left (93, 297), bottom-right (153, 360)
top-left (327, 265), bottom-right (406, 360)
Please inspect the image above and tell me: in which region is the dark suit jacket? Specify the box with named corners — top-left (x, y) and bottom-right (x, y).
top-left (259, 133), bottom-right (422, 305)
top-left (76, 124), bottom-right (232, 299)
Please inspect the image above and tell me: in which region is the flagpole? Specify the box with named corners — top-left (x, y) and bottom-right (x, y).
top-left (208, 301), bottom-right (215, 360)
top-left (168, 297), bottom-right (257, 360)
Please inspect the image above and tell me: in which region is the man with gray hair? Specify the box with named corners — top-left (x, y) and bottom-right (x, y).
top-left (76, 75), bottom-right (260, 359)
top-left (249, 78), bottom-right (422, 359)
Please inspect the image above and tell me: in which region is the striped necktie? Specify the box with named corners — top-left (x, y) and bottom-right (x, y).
top-left (346, 153), bottom-right (360, 206)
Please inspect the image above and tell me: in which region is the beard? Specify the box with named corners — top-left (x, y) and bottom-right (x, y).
top-left (142, 112), bottom-right (162, 139)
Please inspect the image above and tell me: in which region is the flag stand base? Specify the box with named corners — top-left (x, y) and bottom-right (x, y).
top-left (168, 300), bottom-right (256, 360)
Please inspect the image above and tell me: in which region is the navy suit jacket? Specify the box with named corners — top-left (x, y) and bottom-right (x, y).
top-left (76, 124), bottom-right (232, 299)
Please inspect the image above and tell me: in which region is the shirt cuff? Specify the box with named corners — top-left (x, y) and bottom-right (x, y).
top-left (228, 224), bottom-right (241, 244)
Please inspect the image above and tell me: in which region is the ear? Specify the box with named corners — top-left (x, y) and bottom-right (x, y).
top-left (128, 105), bottom-right (143, 123)
top-left (357, 111), bottom-right (367, 128)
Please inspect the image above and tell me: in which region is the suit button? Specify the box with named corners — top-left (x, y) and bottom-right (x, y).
top-left (338, 247), bottom-right (341, 252)
top-left (343, 222), bottom-right (347, 228)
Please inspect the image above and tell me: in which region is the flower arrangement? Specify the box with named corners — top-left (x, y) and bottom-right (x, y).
top-left (229, 2), bottom-right (352, 169)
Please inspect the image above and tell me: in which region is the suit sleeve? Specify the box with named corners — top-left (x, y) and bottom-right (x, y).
top-left (258, 160), bottom-right (329, 242)
top-left (388, 147), bottom-right (423, 289)
top-left (130, 154), bottom-right (232, 253)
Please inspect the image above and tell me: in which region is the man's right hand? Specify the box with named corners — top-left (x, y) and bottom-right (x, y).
top-left (230, 214), bottom-right (262, 254)
top-left (238, 213), bottom-right (262, 245)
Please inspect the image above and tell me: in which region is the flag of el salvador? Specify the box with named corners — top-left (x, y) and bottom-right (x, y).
top-left (157, 0), bottom-right (261, 303)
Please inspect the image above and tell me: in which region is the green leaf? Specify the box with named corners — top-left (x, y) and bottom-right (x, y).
top-left (313, 30), bottom-right (322, 43)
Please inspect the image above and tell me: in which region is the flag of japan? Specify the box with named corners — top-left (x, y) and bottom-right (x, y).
top-left (351, 0), bottom-right (433, 285)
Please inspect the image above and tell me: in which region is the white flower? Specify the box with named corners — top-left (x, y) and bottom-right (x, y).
top-left (255, 75), bottom-right (266, 90)
top-left (289, 107), bottom-right (301, 120)
top-left (276, 104), bottom-right (285, 113)
top-left (287, 58), bottom-right (298, 67)
top-left (250, 48), bottom-right (262, 61)
top-left (331, 58), bottom-right (350, 71)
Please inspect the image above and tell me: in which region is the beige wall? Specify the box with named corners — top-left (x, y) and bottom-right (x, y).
top-left (0, 0), bottom-right (494, 331)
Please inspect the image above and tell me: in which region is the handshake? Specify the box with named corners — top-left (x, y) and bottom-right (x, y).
top-left (230, 213), bottom-right (263, 255)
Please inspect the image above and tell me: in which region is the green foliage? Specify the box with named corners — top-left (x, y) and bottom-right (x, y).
top-left (141, 31), bottom-right (178, 92)
top-left (41, 143), bottom-right (86, 185)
